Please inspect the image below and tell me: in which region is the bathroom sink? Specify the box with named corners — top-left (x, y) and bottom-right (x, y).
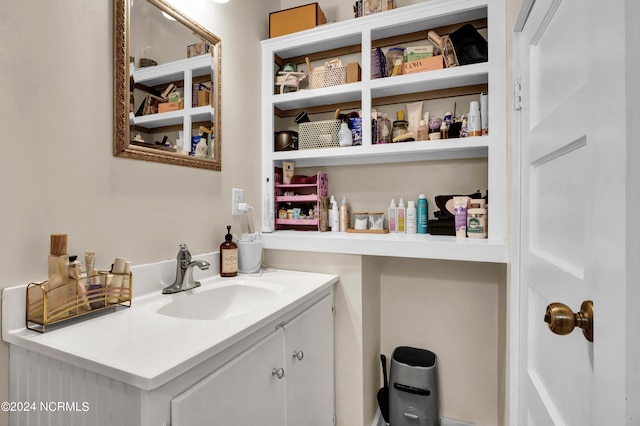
top-left (156, 282), bottom-right (284, 321)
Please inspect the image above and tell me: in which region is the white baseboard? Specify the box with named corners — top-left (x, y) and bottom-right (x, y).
top-left (372, 408), bottom-right (477, 426)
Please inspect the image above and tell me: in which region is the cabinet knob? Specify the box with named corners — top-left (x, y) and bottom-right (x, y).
top-left (292, 350), bottom-right (304, 361)
top-left (271, 367), bottom-right (285, 379)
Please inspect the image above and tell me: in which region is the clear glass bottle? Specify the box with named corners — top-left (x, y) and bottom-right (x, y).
top-left (377, 113), bottom-right (392, 144)
top-left (220, 225), bottom-right (238, 277)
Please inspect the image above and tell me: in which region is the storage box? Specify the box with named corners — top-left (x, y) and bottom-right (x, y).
top-left (404, 46), bottom-right (434, 62)
top-left (308, 66), bottom-right (347, 89)
top-left (402, 55), bottom-right (444, 75)
top-left (269, 3), bottom-right (327, 38)
top-left (158, 102), bottom-right (181, 113)
top-left (299, 119), bottom-right (341, 149)
top-left (347, 63), bottom-right (361, 83)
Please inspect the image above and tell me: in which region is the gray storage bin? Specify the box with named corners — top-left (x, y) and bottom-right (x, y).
top-left (389, 346), bottom-right (439, 426)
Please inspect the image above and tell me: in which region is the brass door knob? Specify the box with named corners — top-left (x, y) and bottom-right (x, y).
top-left (544, 300), bottom-right (593, 342)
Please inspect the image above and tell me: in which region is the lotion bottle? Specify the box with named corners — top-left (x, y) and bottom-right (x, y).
top-left (220, 225), bottom-right (238, 277)
top-left (388, 199), bottom-right (397, 233)
top-left (406, 200), bottom-right (417, 234)
top-left (331, 201), bottom-right (339, 232)
top-left (339, 196), bottom-right (350, 232)
top-left (397, 198), bottom-right (406, 233)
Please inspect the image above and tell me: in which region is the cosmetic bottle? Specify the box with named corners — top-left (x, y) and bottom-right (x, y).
top-left (392, 111), bottom-right (409, 140)
top-left (406, 200), bottom-right (417, 234)
top-left (416, 120), bottom-right (429, 141)
top-left (331, 201), bottom-right (340, 232)
top-left (220, 225), bottom-right (238, 277)
top-left (388, 199), bottom-right (397, 233)
top-left (69, 255), bottom-right (89, 312)
top-left (338, 121), bottom-right (353, 147)
top-left (468, 101), bottom-right (481, 137)
top-left (377, 113), bottom-right (392, 144)
top-left (397, 198), bottom-right (406, 233)
top-left (417, 194), bottom-right (428, 234)
top-left (339, 196), bottom-right (350, 232)
top-left (48, 234), bottom-right (71, 317)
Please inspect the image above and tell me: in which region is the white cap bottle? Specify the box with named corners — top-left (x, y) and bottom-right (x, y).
top-left (388, 199), bottom-right (397, 233)
top-left (331, 201), bottom-right (339, 232)
top-left (406, 200), bottom-right (417, 234)
top-left (397, 198), bottom-right (406, 233)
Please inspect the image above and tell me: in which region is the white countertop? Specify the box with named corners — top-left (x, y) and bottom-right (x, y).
top-left (2, 267), bottom-right (337, 391)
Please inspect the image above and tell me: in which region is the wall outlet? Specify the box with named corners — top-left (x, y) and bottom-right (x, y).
top-left (231, 188), bottom-right (244, 215)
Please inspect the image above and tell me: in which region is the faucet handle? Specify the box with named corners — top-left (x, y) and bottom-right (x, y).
top-left (177, 243), bottom-right (192, 267)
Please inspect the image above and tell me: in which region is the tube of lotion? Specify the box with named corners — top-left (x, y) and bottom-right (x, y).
top-left (406, 102), bottom-right (424, 137)
top-left (453, 196), bottom-right (469, 238)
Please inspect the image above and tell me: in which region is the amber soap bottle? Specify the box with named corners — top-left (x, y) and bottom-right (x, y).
top-left (220, 225), bottom-right (238, 277)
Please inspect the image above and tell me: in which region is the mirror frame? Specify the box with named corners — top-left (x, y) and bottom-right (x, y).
top-left (114, 0), bottom-right (222, 170)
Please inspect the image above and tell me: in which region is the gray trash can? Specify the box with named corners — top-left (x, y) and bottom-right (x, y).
top-left (389, 346), bottom-right (439, 426)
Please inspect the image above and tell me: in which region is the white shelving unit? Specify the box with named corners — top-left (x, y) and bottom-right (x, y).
top-left (130, 54), bottom-right (215, 142)
top-left (261, 0), bottom-right (507, 263)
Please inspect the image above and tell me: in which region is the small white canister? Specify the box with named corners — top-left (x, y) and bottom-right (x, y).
top-left (238, 239), bottom-right (263, 274)
top-left (467, 207), bottom-right (487, 239)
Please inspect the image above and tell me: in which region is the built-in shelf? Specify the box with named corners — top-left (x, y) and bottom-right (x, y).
top-left (262, 231), bottom-right (507, 263)
top-left (261, 0), bottom-right (507, 262)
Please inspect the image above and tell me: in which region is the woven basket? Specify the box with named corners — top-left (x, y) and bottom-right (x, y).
top-left (299, 120), bottom-right (341, 149)
top-left (308, 66), bottom-right (347, 89)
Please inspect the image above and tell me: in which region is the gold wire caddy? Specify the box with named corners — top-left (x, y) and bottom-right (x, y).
top-left (26, 271), bottom-right (132, 333)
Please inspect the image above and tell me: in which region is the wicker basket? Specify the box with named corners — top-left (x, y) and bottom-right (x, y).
top-left (308, 66), bottom-right (347, 89)
top-left (299, 120), bottom-right (341, 149)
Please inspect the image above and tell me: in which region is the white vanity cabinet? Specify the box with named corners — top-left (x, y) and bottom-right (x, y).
top-left (4, 274), bottom-right (336, 426)
top-left (170, 294), bottom-right (334, 426)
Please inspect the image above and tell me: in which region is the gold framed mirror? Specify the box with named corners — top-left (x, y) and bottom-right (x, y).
top-left (114, 0), bottom-right (222, 170)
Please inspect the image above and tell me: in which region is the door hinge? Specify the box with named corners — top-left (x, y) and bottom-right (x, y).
top-left (331, 305), bottom-right (335, 314)
top-left (514, 78), bottom-right (522, 110)
top-left (333, 415), bottom-right (336, 425)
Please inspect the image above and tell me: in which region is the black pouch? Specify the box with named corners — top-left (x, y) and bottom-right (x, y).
top-left (449, 24), bottom-right (488, 66)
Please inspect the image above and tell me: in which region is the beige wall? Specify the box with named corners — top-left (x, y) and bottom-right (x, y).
top-left (0, 0), bottom-right (277, 423)
top-left (0, 1), bottom-right (520, 425)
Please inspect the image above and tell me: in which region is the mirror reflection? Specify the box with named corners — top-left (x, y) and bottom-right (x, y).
top-left (114, 0), bottom-right (222, 170)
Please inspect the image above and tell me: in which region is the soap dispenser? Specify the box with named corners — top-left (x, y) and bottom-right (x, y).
top-left (220, 225), bottom-right (238, 277)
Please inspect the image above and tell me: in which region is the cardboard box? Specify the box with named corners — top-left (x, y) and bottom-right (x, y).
top-left (158, 102), bottom-right (181, 113)
top-left (197, 90), bottom-right (210, 107)
top-left (269, 3), bottom-right (327, 38)
top-left (402, 55), bottom-right (445, 75)
top-left (347, 63), bottom-right (361, 83)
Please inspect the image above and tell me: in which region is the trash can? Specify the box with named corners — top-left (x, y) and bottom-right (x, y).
top-left (389, 346), bottom-right (439, 426)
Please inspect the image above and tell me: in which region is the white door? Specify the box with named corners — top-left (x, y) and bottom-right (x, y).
top-left (515, 0), bottom-right (628, 424)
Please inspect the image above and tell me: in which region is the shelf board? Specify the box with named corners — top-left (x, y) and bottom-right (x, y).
top-left (276, 195), bottom-right (318, 202)
top-left (275, 219), bottom-right (318, 226)
top-left (271, 82), bottom-right (363, 111)
top-left (132, 55), bottom-right (214, 87)
top-left (271, 136), bottom-right (489, 167)
top-left (370, 62), bottom-right (489, 98)
top-left (130, 106), bottom-right (214, 129)
top-left (262, 230), bottom-right (507, 263)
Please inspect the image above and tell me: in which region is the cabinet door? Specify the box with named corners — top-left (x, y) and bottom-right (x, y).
top-left (171, 330), bottom-right (285, 426)
top-left (285, 295), bottom-right (334, 425)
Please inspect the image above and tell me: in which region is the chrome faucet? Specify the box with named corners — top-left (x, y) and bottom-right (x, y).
top-left (162, 244), bottom-right (210, 294)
